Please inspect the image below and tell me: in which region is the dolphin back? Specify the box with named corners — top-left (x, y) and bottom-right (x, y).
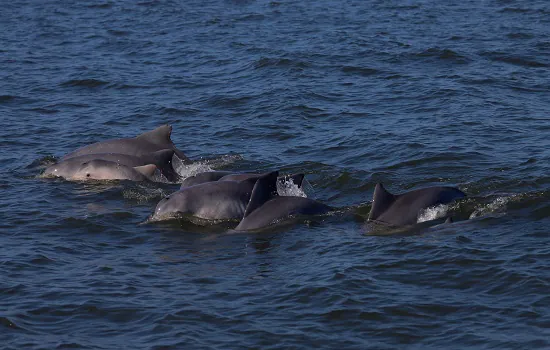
top-left (368, 183), bottom-right (466, 226)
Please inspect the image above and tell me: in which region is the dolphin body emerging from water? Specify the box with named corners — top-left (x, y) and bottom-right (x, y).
top-left (45, 159), bottom-right (157, 181)
top-left (179, 171), bottom-right (237, 187)
top-left (152, 172), bottom-right (280, 222)
top-left (234, 173), bottom-right (332, 231)
top-left (62, 125), bottom-right (191, 164)
top-left (367, 183), bottom-right (466, 226)
top-left (180, 171), bottom-right (305, 190)
top-left (45, 149), bottom-right (178, 182)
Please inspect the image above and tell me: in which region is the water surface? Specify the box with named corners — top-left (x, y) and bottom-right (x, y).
top-left (1, 0), bottom-right (549, 349)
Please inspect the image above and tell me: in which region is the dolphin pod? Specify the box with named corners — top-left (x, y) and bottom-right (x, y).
top-left (43, 124), bottom-right (468, 231)
top-left (152, 175), bottom-right (268, 221)
top-left (180, 171), bottom-right (305, 196)
top-left (44, 149), bottom-right (178, 182)
top-left (234, 172), bottom-right (333, 231)
top-left (44, 125), bottom-right (188, 182)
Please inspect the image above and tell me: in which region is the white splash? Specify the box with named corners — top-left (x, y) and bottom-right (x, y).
top-left (277, 178), bottom-right (307, 197)
top-left (173, 154), bottom-right (242, 180)
top-left (469, 196), bottom-right (512, 219)
top-left (150, 168), bottom-right (171, 183)
top-left (175, 162), bottom-right (215, 180)
top-left (417, 204), bottom-right (449, 223)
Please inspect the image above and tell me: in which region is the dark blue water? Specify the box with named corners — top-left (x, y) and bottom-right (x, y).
top-left (2, 0), bottom-right (550, 348)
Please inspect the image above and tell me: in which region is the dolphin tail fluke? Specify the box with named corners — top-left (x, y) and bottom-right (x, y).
top-left (243, 171), bottom-right (279, 218)
top-left (134, 164), bottom-right (157, 178)
top-left (368, 183), bottom-right (396, 221)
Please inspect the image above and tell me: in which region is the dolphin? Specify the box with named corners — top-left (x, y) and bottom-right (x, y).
top-left (235, 174), bottom-right (332, 231)
top-left (220, 173), bottom-right (305, 187)
top-left (180, 171), bottom-right (236, 187)
top-left (61, 125), bottom-right (191, 164)
top-left (180, 171), bottom-right (305, 190)
top-left (151, 172), bottom-right (279, 222)
top-left (367, 183), bottom-right (466, 226)
top-left (45, 149), bottom-right (179, 181)
top-left (46, 159), bottom-right (157, 181)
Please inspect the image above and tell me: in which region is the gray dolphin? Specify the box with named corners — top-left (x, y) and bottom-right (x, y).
top-left (367, 183), bottom-right (466, 226)
top-left (180, 171), bottom-right (236, 187)
top-left (45, 149), bottom-right (178, 181)
top-left (220, 173), bottom-right (305, 187)
top-left (62, 125), bottom-right (191, 164)
top-left (235, 174), bottom-right (332, 231)
top-left (46, 159), bottom-right (157, 181)
top-left (151, 172), bottom-right (279, 222)
top-left (180, 171), bottom-right (305, 190)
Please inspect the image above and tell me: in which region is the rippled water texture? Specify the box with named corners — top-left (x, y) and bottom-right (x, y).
top-left (1, 0), bottom-right (550, 349)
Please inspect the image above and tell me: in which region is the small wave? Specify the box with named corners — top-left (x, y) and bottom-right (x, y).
top-left (27, 107), bottom-right (59, 114)
top-left (87, 3), bottom-right (112, 8)
top-left (207, 95), bottom-right (253, 108)
top-left (123, 187), bottom-right (168, 203)
top-left (0, 317), bottom-right (22, 330)
top-left (234, 13), bottom-right (265, 22)
top-left (107, 29), bottom-right (131, 37)
top-left (158, 106), bottom-right (201, 116)
top-left (254, 57), bottom-right (310, 69)
top-left (415, 48), bottom-right (470, 63)
top-left (137, 1), bottom-right (161, 6)
top-left (0, 95), bottom-right (17, 103)
top-left (506, 32), bottom-right (534, 40)
top-left (114, 84), bottom-right (151, 90)
top-left (60, 79), bottom-right (109, 88)
top-left (469, 196), bottom-right (513, 219)
top-left (482, 51), bottom-right (548, 68)
top-left (499, 7), bottom-right (531, 13)
top-left (30, 254), bottom-right (56, 265)
top-left (341, 66), bottom-right (380, 76)
top-left (384, 152), bottom-right (473, 170)
top-left (384, 5), bottom-right (420, 10)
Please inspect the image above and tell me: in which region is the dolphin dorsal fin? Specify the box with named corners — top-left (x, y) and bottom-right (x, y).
top-left (289, 173), bottom-right (305, 188)
top-left (445, 217), bottom-right (454, 224)
top-left (243, 171), bottom-right (279, 218)
top-left (136, 125), bottom-right (172, 145)
top-left (149, 149), bottom-right (175, 164)
top-left (133, 164), bottom-right (157, 177)
top-left (368, 183), bottom-right (396, 221)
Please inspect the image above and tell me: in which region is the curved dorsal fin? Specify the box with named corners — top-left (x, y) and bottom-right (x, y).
top-left (278, 173), bottom-right (305, 188)
top-left (243, 171), bottom-right (279, 218)
top-left (133, 164), bottom-right (157, 178)
top-left (136, 125), bottom-right (172, 145)
top-left (148, 149), bottom-right (175, 164)
top-left (368, 183), bottom-right (396, 221)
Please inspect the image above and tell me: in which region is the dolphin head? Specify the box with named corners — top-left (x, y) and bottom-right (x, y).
top-left (70, 160), bottom-right (115, 180)
top-left (43, 161), bottom-right (77, 179)
top-left (43, 159), bottom-right (115, 180)
top-left (152, 192), bottom-right (190, 221)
